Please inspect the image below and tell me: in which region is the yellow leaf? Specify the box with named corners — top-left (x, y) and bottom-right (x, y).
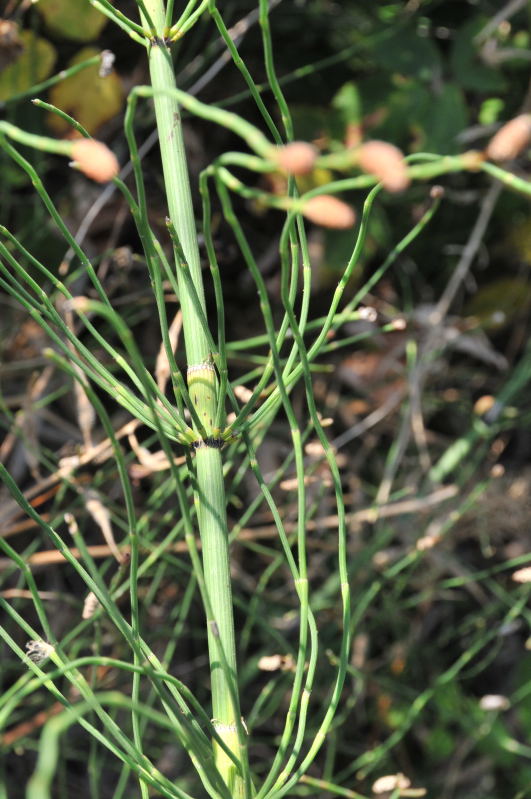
top-left (35, 0), bottom-right (107, 42)
top-left (508, 218), bottom-right (531, 265)
top-left (48, 47), bottom-right (123, 136)
top-left (465, 278), bottom-right (531, 328)
top-left (0, 30), bottom-right (56, 101)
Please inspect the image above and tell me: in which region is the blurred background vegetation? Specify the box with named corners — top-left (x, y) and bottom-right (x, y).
top-left (1, 1), bottom-right (531, 798)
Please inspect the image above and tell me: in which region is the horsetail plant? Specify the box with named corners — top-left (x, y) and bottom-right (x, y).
top-left (0, 2), bottom-right (530, 799)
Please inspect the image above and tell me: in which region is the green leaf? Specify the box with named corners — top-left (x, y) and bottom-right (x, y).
top-left (358, 76), bottom-right (422, 148)
top-left (363, 79), bottom-right (468, 154)
top-left (331, 82), bottom-right (362, 128)
top-left (35, 0), bottom-right (107, 42)
top-left (451, 18), bottom-right (507, 92)
top-left (413, 83), bottom-right (469, 154)
top-left (291, 104), bottom-right (342, 143)
top-left (425, 727), bottom-right (455, 761)
top-left (372, 26), bottom-right (441, 81)
top-left (0, 30), bottom-right (56, 102)
top-left (479, 97), bottom-right (505, 126)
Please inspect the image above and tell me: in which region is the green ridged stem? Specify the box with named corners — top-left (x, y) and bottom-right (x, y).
top-left (139, 2), bottom-right (247, 795)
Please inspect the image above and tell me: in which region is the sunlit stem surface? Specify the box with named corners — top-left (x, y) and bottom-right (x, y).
top-left (139, 1), bottom-right (247, 795)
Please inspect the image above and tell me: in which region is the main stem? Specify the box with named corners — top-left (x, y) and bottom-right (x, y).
top-left (140, 2), bottom-right (246, 795)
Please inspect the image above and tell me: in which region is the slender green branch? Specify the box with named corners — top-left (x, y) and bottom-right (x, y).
top-left (1, 53), bottom-right (102, 107)
top-left (89, 0), bottom-right (150, 43)
top-left (31, 99), bottom-right (91, 138)
top-left (168, 0), bottom-right (209, 39)
top-left (207, 1), bottom-right (282, 142)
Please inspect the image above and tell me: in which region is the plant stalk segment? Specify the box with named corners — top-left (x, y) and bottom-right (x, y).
top-left (139, 2), bottom-right (246, 795)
